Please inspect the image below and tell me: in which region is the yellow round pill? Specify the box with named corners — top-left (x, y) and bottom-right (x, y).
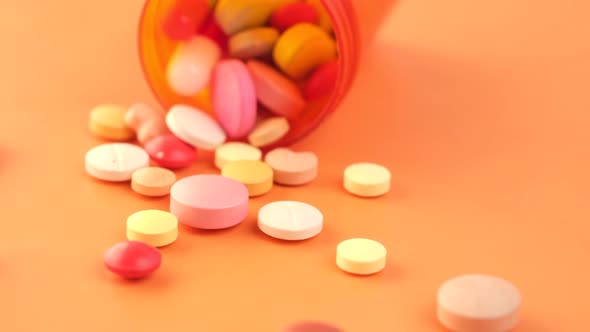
top-left (215, 142), bottom-right (262, 169)
top-left (221, 160), bottom-right (273, 197)
top-left (343, 163), bottom-right (391, 197)
top-left (126, 210), bottom-right (179, 247)
top-left (229, 27), bottom-right (279, 59)
top-left (336, 238), bottom-right (387, 275)
top-left (89, 105), bottom-right (135, 141)
top-left (131, 167), bottom-right (177, 197)
top-left (273, 23), bottom-right (337, 79)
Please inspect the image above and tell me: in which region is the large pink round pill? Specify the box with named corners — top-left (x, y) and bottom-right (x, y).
top-left (144, 134), bottom-right (197, 169)
top-left (104, 241), bottom-right (162, 279)
top-left (170, 175), bottom-right (249, 229)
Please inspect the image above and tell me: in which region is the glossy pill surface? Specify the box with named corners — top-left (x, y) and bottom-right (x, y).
top-left (144, 134), bottom-right (197, 169)
top-left (336, 238), bottom-right (387, 275)
top-left (104, 241), bottom-right (161, 279)
top-left (258, 201), bottom-right (323, 240)
top-left (126, 210), bottom-right (179, 247)
top-left (166, 104), bottom-right (226, 150)
top-left (131, 167), bottom-right (177, 197)
top-left (85, 143), bottom-right (149, 182)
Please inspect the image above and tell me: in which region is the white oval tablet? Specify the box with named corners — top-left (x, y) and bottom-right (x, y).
top-left (258, 201), bottom-right (323, 241)
top-left (166, 104), bottom-right (227, 150)
top-left (437, 274), bottom-right (521, 332)
top-left (85, 143), bottom-right (149, 182)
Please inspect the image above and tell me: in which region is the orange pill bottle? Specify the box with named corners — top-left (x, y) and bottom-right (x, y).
top-left (138, 0), bottom-right (392, 146)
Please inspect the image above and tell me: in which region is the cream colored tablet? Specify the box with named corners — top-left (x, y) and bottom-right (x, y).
top-left (264, 148), bottom-right (318, 186)
top-left (166, 104), bottom-right (227, 150)
top-left (437, 274), bottom-right (521, 332)
top-left (336, 238), bottom-right (387, 275)
top-left (85, 143), bottom-right (149, 182)
top-left (126, 210), bottom-right (178, 247)
top-left (247, 117), bottom-right (290, 147)
top-left (343, 163), bottom-right (391, 197)
top-left (221, 160), bottom-right (273, 197)
top-left (131, 167), bottom-right (177, 197)
top-left (214, 142), bottom-right (262, 169)
top-left (258, 201), bottom-right (323, 240)
top-left (89, 104), bottom-right (135, 141)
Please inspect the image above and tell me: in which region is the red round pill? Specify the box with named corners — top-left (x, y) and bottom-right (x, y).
top-left (104, 241), bottom-right (162, 279)
top-left (283, 321), bottom-right (344, 332)
top-left (145, 134), bottom-right (198, 169)
top-left (304, 60), bottom-right (339, 100)
top-left (270, 3), bottom-right (319, 32)
top-left (163, 0), bottom-right (210, 40)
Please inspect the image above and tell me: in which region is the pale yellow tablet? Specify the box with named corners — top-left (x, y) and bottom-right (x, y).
top-left (247, 117), bottom-right (290, 147)
top-left (336, 238), bottom-right (387, 275)
top-left (214, 142), bottom-right (262, 169)
top-left (126, 210), bottom-right (178, 247)
top-left (343, 163), bottom-right (391, 197)
top-left (221, 160), bottom-right (273, 197)
top-left (89, 104), bottom-right (135, 141)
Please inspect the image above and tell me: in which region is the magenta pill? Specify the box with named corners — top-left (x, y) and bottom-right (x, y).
top-left (144, 134), bottom-right (198, 169)
top-left (104, 241), bottom-right (162, 279)
top-left (170, 174), bottom-right (249, 229)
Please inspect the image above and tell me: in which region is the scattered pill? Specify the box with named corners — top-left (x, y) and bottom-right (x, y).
top-left (125, 103), bottom-right (169, 144)
top-left (131, 167), bottom-right (177, 197)
top-left (163, 0), bottom-right (210, 40)
top-left (248, 116), bottom-right (290, 147)
top-left (336, 238), bottom-right (387, 275)
top-left (221, 160), bottom-right (273, 197)
top-left (126, 210), bottom-right (179, 247)
top-left (229, 27), bottom-right (279, 59)
top-left (437, 274), bottom-right (521, 332)
top-left (304, 60), bottom-right (338, 100)
top-left (215, 142), bottom-right (262, 169)
top-left (247, 60), bottom-right (306, 119)
top-left (144, 134), bottom-right (197, 169)
top-left (85, 143), bottom-right (149, 182)
top-left (170, 174), bottom-right (249, 229)
top-left (271, 2), bottom-right (319, 32)
top-left (343, 163), bottom-right (391, 197)
top-left (274, 23), bottom-right (337, 79)
top-left (283, 321), bottom-right (344, 332)
top-left (264, 148), bottom-right (318, 186)
top-left (212, 59), bottom-right (257, 139)
top-left (166, 36), bottom-right (221, 97)
top-left (258, 201), bottom-right (323, 240)
top-left (89, 105), bottom-right (135, 141)
top-left (166, 104), bottom-right (226, 150)
top-left (103, 241), bottom-right (161, 279)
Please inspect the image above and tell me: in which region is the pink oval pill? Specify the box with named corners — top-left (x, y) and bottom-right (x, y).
top-left (144, 134), bottom-right (198, 169)
top-left (304, 60), bottom-right (339, 100)
top-left (104, 241), bottom-right (161, 279)
top-left (247, 60), bottom-right (306, 119)
top-left (170, 175), bottom-right (249, 229)
top-left (212, 59), bottom-right (257, 139)
top-left (283, 321), bottom-right (344, 332)
top-left (270, 2), bottom-right (319, 32)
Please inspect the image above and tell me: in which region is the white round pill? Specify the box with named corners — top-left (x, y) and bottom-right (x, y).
top-left (166, 104), bottom-right (226, 150)
top-left (85, 143), bottom-right (149, 182)
top-left (258, 201), bottom-right (323, 241)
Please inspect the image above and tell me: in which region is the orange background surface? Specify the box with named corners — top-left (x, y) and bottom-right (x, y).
top-left (1, 0), bottom-right (589, 331)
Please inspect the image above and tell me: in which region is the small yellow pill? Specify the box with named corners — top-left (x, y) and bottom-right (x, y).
top-left (336, 238), bottom-right (387, 275)
top-left (89, 105), bottom-right (135, 141)
top-left (248, 117), bottom-right (290, 147)
top-left (343, 163), bottom-right (391, 198)
top-left (221, 160), bottom-right (273, 197)
top-left (126, 210), bottom-right (179, 247)
top-left (273, 23), bottom-right (337, 79)
top-left (131, 167), bottom-right (177, 197)
top-left (229, 27), bottom-right (279, 59)
top-left (215, 142), bottom-right (262, 169)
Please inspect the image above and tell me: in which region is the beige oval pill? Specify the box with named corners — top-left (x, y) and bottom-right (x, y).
top-left (126, 210), bottom-right (178, 247)
top-left (229, 27), bottom-right (279, 59)
top-left (248, 117), bottom-right (290, 147)
top-left (336, 238), bottom-right (387, 275)
top-left (344, 163), bottom-right (391, 197)
top-left (215, 142), bottom-right (262, 169)
top-left (264, 148), bottom-right (318, 186)
top-left (258, 201), bottom-right (323, 241)
top-left (437, 274), bottom-right (521, 332)
top-left (89, 105), bottom-right (135, 141)
top-left (131, 167), bottom-right (177, 197)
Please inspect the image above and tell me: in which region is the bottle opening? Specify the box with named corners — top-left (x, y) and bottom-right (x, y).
top-left (139, 0), bottom-right (358, 148)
